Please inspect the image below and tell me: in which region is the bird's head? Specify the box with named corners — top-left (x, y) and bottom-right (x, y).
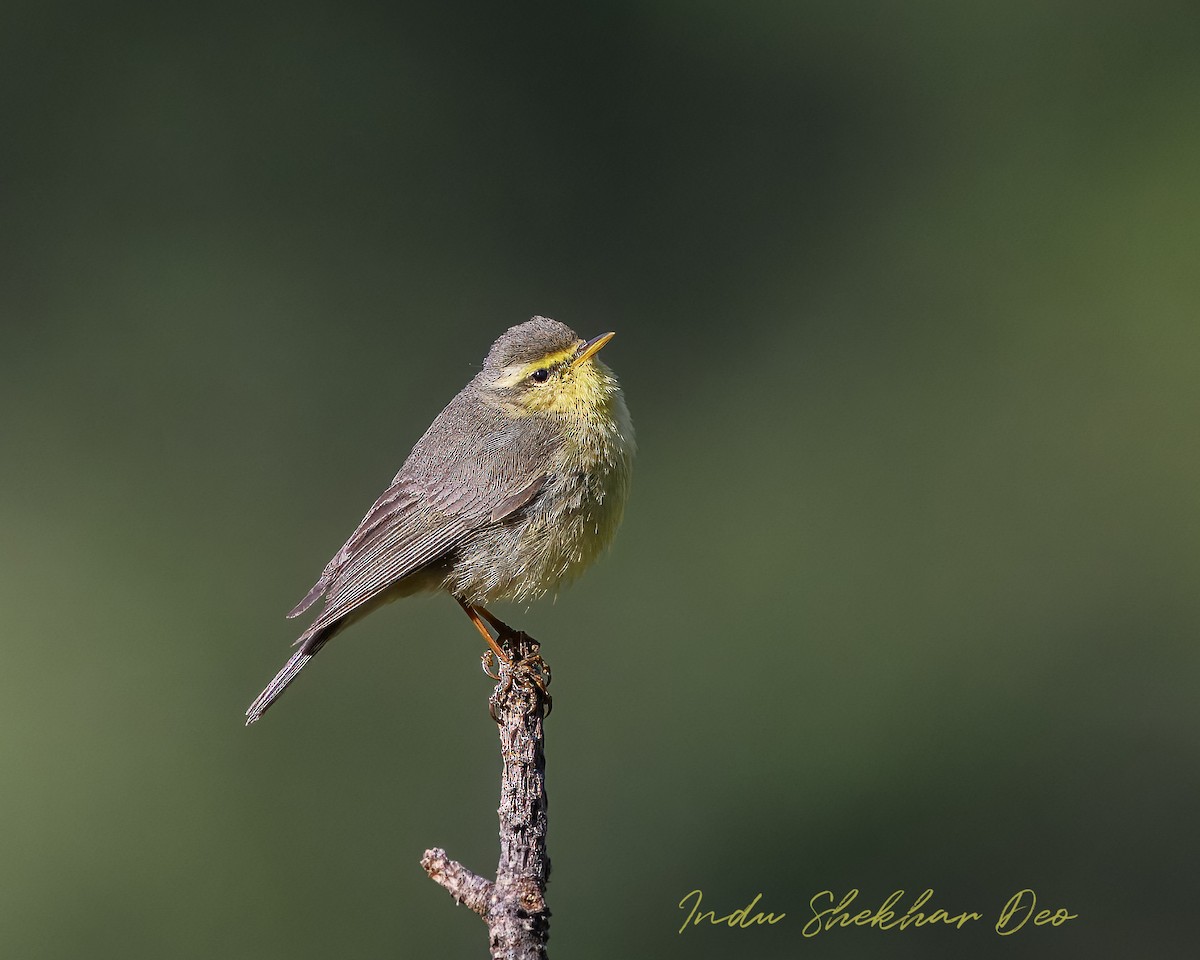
top-left (480, 317), bottom-right (621, 421)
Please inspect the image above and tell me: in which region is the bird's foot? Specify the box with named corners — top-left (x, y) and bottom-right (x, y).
top-left (488, 633), bottom-right (552, 721)
top-left (456, 597), bottom-right (551, 718)
top-left (481, 649), bottom-right (504, 681)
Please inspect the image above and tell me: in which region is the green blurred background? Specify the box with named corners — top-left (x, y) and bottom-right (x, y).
top-left (3, 2), bottom-right (1197, 957)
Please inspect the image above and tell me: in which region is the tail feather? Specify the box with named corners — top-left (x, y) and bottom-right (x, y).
top-left (287, 574), bottom-right (329, 620)
top-left (245, 629), bottom-right (332, 725)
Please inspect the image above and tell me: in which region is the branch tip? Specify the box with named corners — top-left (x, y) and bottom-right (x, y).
top-left (421, 847), bottom-right (492, 917)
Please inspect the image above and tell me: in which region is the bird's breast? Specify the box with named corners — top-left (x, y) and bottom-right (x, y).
top-left (445, 389), bottom-right (634, 605)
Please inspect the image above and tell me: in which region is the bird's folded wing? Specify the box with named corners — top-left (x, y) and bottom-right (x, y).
top-left (287, 401), bottom-right (562, 637)
top-left (286, 479), bottom-right (420, 620)
top-left (295, 479), bottom-right (477, 640)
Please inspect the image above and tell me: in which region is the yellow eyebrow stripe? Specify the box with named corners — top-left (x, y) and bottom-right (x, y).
top-left (516, 346), bottom-right (579, 375)
top-left (494, 345), bottom-right (582, 387)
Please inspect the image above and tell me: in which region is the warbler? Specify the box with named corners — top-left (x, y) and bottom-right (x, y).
top-left (246, 317), bottom-right (634, 724)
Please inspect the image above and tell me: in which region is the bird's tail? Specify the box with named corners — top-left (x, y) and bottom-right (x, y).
top-left (245, 628), bottom-right (332, 725)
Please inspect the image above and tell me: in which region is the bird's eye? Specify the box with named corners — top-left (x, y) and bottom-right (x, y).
top-left (530, 368), bottom-right (550, 383)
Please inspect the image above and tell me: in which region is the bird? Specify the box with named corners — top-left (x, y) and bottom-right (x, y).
top-left (245, 317), bottom-right (634, 724)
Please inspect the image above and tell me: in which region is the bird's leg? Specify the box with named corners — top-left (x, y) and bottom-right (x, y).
top-left (473, 604), bottom-right (519, 639)
top-left (456, 596), bottom-right (512, 665)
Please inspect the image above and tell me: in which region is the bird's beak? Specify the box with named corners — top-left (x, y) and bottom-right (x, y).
top-left (571, 331), bottom-right (616, 368)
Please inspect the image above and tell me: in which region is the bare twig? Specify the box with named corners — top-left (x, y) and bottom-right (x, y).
top-left (420, 848), bottom-right (491, 916)
top-left (422, 632), bottom-right (551, 959)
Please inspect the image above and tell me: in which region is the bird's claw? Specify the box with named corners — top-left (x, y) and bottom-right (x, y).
top-left (517, 650), bottom-right (552, 714)
top-left (487, 640), bottom-right (552, 721)
top-left (481, 649), bottom-right (503, 681)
